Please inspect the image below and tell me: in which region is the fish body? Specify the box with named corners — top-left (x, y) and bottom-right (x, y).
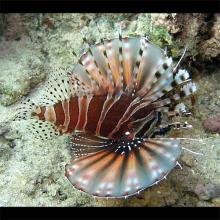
top-left (15, 36), bottom-right (197, 198)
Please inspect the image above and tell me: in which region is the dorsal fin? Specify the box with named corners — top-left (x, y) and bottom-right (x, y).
top-left (135, 39), bottom-right (166, 93)
top-left (34, 68), bottom-right (72, 107)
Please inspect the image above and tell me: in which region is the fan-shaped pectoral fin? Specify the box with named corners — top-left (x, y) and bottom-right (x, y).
top-left (65, 133), bottom-right (181, 198)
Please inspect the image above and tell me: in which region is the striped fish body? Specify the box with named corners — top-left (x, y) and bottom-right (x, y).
top-left (35, 94), bottom-right (159, 139)
top-left (17, 36), bottom-right (197, 198)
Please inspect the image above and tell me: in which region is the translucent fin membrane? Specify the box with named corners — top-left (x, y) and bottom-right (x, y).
top-left (25, 119), bottom-right (60, 140)
top-left (12, 98), bottom-right (36, 121)
top-left (35, 70), bottom-right (72, 106)
top-left (65, 133), bottom-right (181, 198)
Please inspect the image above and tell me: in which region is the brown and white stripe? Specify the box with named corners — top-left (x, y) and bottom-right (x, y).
top-left (35, 90), bottom-right (161, 140)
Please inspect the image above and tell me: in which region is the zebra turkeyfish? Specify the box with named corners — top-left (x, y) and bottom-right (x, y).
top-left (14, 35), bottom-right (197, 198)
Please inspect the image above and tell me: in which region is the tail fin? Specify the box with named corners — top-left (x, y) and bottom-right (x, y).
top-left (11, 98), bottom-right (60, 140)
top-left (65, 132), bottom-right (181, 198)
top-left (12, 98), bottom-right (37, 121)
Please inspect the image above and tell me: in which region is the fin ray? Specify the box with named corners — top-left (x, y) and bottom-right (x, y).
top-left (65, 134), bottom-right (181, 198)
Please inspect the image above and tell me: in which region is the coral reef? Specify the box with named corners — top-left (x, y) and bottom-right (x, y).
top-left (0, 13), bottom-right (219, 207)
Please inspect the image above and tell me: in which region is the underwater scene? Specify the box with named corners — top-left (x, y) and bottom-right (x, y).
top-left (0, 13), bottom-right (219, 206)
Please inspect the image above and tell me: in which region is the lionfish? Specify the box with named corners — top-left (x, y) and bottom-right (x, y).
top-left (14, 33), bottom-right (197, 198)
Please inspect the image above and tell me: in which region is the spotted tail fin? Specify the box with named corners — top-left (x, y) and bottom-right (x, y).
top-left (65, 132), bottom-right (181, 198)
top-left (11, 70), bottom-right (74, 139)
top-left (12, 98), bottom-right (37, 121)
top-left (13, 101), bottom-right (60, 140)
top-left (23, 119), bottom-right (60, 140)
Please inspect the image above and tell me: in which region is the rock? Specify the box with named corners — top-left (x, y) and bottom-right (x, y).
top-left (203, 116), bottom-right (220, 133)
top-left (181, 154), bottom-right (196, 168)
top-left (0, 14), bottom-right (26, 41)
top-left (0, 122), bottom-right (10, 136)
top-left (0, 38), bottom-right (46, 106)
top-left (201, 38), bottom-right (220, 59)
top-left (212, 13), bottom-right (220, 42)
top-left (196, 201), bottom-right (215, 207)
top-left (212, 197), bottom-right (220, 206)
top-left (194, 183), bottom-right (220, 201)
